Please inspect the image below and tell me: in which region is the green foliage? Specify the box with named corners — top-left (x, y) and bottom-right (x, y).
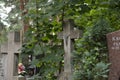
top-left (0, 28), bottom-right (7, 44)
top-left (20, 0), bottom-right (64, 78)
top-left (1, 0), bottom-right (120, 80)
top-left (0, 21), bottom-right (7, 44)
top-left (74, 62), bottom-right (110, 80)
top-left (73, 17), bottom-right (113, 80)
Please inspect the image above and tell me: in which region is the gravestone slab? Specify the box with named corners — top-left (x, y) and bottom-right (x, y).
top-left (107, 30), bottom-right (120, 80)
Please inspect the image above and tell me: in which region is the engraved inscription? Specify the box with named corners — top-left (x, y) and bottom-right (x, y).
top-left (111, 37), bottom-right (120, 50)
top-left (112, 37), bottom-right (120, 41)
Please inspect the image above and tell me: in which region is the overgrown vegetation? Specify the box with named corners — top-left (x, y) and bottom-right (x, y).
top-left (1, 0), bottom-right (120, 80)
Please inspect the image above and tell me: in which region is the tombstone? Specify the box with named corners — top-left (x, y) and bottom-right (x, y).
top-left (106, 30), bottom-right (120, 80)
top-left (0, 31), bottom-right (22, 80)
top-left (58, 19), bottom-right (82, 80)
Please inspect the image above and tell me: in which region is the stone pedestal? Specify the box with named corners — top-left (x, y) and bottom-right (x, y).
top-left (18, 76), bottom-right (26, 80)
top-left (13, 76), bottom-right (26, 80)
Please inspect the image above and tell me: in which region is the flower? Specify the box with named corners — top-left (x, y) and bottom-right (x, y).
top-left (18, 63), bottom-right (26, 76)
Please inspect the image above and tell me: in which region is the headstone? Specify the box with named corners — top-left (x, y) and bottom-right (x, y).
top-left (58, 19), bottom-right (82, 80)
top-left (106, 30), bottom-right (120, 80)
top-left (0, 31), bottom-right (22, 80)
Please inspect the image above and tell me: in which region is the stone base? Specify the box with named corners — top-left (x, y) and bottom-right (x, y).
top-left (13, 76), bottom-right (26, 80)
top-left (18, 76), bottom-right (26, 80)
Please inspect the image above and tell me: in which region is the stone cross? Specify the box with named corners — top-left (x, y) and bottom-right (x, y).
top-left (58, 19), bottom-right (82, 80)
top-left (107, 30), bottom-right (120, 80)
top-left (0, 31), bottom-right (22, 80)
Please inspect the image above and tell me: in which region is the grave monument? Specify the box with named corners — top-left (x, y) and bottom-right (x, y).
top-left (58, 19), bottom-right (82, 80)
top-left (107, 30), bottom-right (120, 80)
top-left (0, 31), bottom-right (22, 80)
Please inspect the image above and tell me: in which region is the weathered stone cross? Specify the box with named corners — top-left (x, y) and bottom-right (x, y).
top-left (58, 19), bottom-right (82, 80)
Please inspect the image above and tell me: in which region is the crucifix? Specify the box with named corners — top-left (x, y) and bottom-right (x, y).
top-left (58, 19), bottom-right (82, 80)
